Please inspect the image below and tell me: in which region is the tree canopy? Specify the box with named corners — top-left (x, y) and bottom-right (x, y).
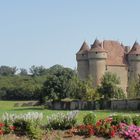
top-left (97, 72), bottom-right (125, 100)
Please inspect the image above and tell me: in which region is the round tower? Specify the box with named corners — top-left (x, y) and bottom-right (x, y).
top-left (128, 41), bottom-right (140, 83)
top-left (88, 39), bottom-right (107, 86)
top-left (76, 41), bottom-right (90, 80)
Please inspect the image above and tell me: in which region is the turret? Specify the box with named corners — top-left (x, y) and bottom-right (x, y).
top-left (88, 39), bottom-right (107, 86)
top-left (76, 41), bottom-right (90, 80)
top-left (128, 41), bottom-right (140, 82)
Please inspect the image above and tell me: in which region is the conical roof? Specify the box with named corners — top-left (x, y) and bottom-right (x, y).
top-left (77, 41), bottom-right (90, 54)
top-left (128, 41), bottom-right (140, 55)
top-left (90, 39), bottom-right (106, 52)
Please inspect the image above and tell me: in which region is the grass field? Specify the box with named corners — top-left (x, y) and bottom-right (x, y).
top-left (0, 101), bottom-right (140, 124)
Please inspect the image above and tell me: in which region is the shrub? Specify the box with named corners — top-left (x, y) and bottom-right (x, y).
top-left (47, 111), bottom-right (79, 130)
top-left (110, 114), bottom-right (123, 125)
top-left (2, 112), bottom-right (43, 139)
top-left (13, 119), bottom-right (42, 140)
top-left (95, 118), bottom-right (118, 138)
top-left (119, 123), bottom-right (140, 140)
top-left (3, 121), bottom-right (15, 134)
top-left (132, 115), bottom-right (140, 126)
top-left (83, 113), bottom-right (96, 125)
top-left (75, 125), bottom-right (95, 136)
top-left (122, 115), bottom-right (132, 125)
top-left (110, 114), bottom-right (132, 125)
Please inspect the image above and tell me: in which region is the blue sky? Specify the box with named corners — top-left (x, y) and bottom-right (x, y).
top-left (0, 0), bottom-right (140, 69)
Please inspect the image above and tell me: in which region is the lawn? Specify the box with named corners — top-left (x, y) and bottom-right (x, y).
top-left (0, 101), bottom-right (140, 124)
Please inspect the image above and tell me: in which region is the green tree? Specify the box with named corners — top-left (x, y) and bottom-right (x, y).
top-left (19, 68), bottom-right (28, 76)
top-left (29, 65), bottom-right (47, 76)
top-left (69, 76), bottom-right (99, 100)
top-left (97, 72), bottom-right (125, 100)
top-left (0, 65), bottom-right (17, 76)
top-left (41, 66), bottom-right (75, 101)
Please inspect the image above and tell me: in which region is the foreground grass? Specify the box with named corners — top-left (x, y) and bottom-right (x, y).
top-left (0, 101), bottom-right (140, 124)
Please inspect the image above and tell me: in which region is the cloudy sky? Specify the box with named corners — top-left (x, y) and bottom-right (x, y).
top-left (0, 0), bottom-right (140, 69)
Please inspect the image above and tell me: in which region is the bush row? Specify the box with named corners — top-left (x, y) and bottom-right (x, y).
top-left (0, 111), bottom-right (140, 139)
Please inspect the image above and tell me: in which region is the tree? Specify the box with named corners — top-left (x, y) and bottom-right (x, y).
top-left (97, 72), bottom-right (125, 100)
top-left (41, 66), bottom-right (75, 101)
top-left (29, 65), bottom-right (47, 76)
top-left (0, 65), bottom-right (17, 76)
top-left (83, 77), bottom-right (100, 101)
top-left (19, 68), bottom-right (28, 76)
top-left (69, 76), bottom-right (99, 100)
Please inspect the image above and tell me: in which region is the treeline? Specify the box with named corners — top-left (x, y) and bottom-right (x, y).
top-left (0, 65), bottom-right (76, 100)
top-left (0, 64), bottom-right (139, 102)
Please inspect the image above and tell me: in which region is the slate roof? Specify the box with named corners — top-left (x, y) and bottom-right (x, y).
top-left (90, 39), bottom-right (106, 52)
top-left (77, 41), bottom-right (90, 54)
top-left (128, 41), bottom-right (140, 55)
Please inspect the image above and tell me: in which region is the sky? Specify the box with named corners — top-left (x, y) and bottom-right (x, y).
top-left (0, 0), bottom-right (140, 70)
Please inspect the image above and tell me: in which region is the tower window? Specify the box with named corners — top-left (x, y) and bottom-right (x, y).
top-left (105, 65), bottom-right (107, 70)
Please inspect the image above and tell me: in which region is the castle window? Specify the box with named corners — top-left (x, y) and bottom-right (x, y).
top-left (95, 52), bottom-right (98, 54)
top-left (105, 65), bottom-right (107, 70)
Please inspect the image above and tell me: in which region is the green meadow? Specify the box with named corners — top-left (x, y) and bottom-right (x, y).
top-left (0, 101), bottom-right (140, 124)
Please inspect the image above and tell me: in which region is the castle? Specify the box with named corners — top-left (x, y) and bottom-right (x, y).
top-left (76, 39), bottom-right (140, 94)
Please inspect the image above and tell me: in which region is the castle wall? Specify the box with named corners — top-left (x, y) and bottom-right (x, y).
top-left (106, 65), bottom-right (128, 93)
top-left (89, 59), bottom-right (106, 86)
top-left (128, 55), bottom-right (140, 82)
top-left (88, 52), bottom-right (107, 86)
top-left (77, 60), bottom-right (89, 80)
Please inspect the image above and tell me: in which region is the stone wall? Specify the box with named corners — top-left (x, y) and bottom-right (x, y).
top-left (45, 99), bottom-right (140, 110)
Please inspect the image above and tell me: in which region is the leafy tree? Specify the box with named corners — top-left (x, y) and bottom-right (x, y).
top-left (69, 76), bottom-right (99, 100)
top-left (41, 66), bottom-right (75, 101)
top-left (83, 77), bottom-right (100, 101)
top-left (29, 65), bottom-right (47, 76)
top-left (19, 68), bottom-right (28, 76)
top-left (97, 72), bottom-right (125, 100)
top-left (68, 76), bottom-right (86, 100)
top-left (0, 65), bottom-right (17, 76)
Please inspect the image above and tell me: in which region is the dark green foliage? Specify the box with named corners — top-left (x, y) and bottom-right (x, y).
top-left (19, 68), bottom-right (28, 76)
top-left (111, 115), bottom-right (124, 125)
top-left (111, 114), bottom-right (132, 125)
top-left (132, 115), bottom-right (140, 126)
top-left (0, 76), bottom-right (45, 100)
top-left (0, 65), bottom-right (17, 76)
top-left (13, 119), bottom-right (42, 140)
top-left (83, 113), bottom-right (96, 125)
top-left (30, 65), bottom-right (47, 76)
top-left (69, 76), bottom-right (99, 100)
top-left (122, 115), bottom-right (132, 125)
top-left (42, 66), bottom-right (76, 101)
top-left (98, 72), bottom-right (125, 100)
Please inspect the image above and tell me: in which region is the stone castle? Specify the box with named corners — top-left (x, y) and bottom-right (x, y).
top-left (76, 39), bottom-right (140, 93)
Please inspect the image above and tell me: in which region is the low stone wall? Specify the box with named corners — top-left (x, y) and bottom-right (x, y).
top-left (111, 99), bottom-right (140, 110)
top-left (46, 99), bottom-right (140, 110)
